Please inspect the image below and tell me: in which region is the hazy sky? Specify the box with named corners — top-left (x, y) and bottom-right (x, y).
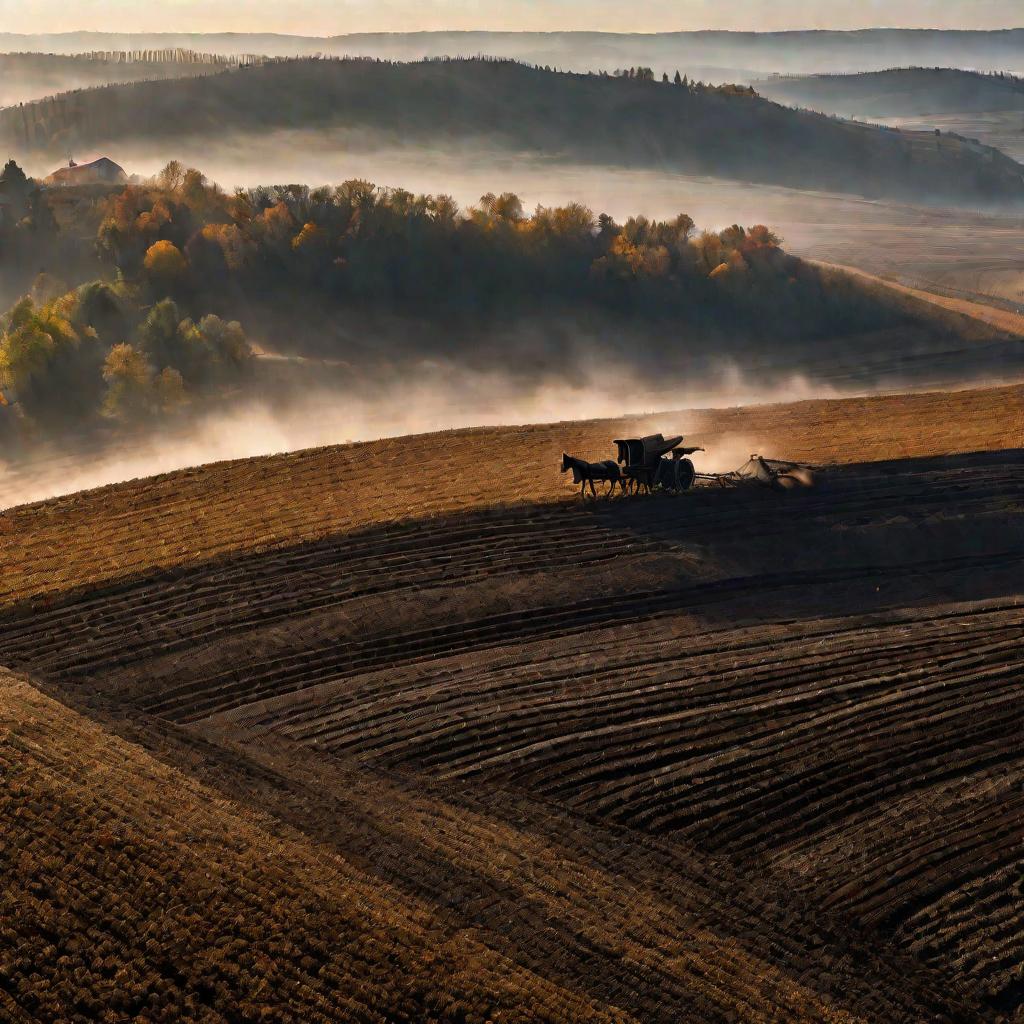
top-left (2, 0), bottom-right (1020, 35)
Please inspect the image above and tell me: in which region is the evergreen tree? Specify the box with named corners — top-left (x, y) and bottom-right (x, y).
top-left (0, 159), bottom-right (28, 190)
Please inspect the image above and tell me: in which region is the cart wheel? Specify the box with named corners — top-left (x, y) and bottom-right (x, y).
top-left (675, 458), bottom-right (695, 492)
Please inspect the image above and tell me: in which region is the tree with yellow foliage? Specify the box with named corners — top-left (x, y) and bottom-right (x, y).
top-left (102, 343), bottom-right (153, 421)
top-left (155, 367), bottom-right (187, 413)
top-left (292, 221), bottom-right (326, 252)
top-left (0, 297), bottom-right (98, 429)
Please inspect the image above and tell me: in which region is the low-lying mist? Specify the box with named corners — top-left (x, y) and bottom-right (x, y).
top-left (7, 138), bottom-right (1024, 510)
top-left (0, 360), bottom-right (839, 510)
top-left (24, 131), bottom-right (1024, 301)
top-left (35, 129), bottom-right (1024, 223)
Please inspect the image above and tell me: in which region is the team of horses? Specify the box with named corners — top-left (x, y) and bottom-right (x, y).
top-left (561, 435), bottom-right (704, 499)
top-left (562, 452), bottom-right (683, 498)
top-left (560, 453), bottom-right (627, 498)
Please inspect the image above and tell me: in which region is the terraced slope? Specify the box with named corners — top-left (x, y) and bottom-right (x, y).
top-left (2, 384), bottom-right (1023, 1021)
top-left (0, 673), bottom-right (636, 1024)
top-left (3, 669), bottom-right (977, 1023)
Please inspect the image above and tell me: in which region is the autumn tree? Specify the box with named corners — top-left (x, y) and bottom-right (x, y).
top-left (135, 299), bottom-right (183, 373)
top-left (694, 230), bottom-right (725, 274)
top-left (292, 220), bottom-right (326, 252)
top-left (157, 159), bottom-right (186, 192)
top-left (102, 343), bottom-right (153, 421)
top-left (155, 366), bottom-right (187, 412)
top-left (184, 314), bottom-right (252, 386)
top-left (478, 192), bottom-right (525, 225)
top-left (143, 240), bottom-right (187, 291)
top-left (0, 296), bottom-right (103, 430)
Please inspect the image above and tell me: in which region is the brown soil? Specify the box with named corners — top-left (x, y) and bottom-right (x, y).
top-left (2, 382), bottom-right (1023, 1021)
top-left (2, 382), bottom-right (1023, 612)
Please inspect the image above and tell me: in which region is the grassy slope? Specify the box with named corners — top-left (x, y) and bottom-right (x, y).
top-left (4, 59), bottom-right (1023, 205)
top-left (812, 259), bottom-right (1024, 335)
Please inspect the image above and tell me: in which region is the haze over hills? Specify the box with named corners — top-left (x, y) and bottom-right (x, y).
top-left (757, 67), bottom-right (1024, 118)
top-left (0, 51), bottom-right (236, 109)
top-left (754, 67), bottom-right (1024, 163)
top-left (5, 57), bottom-right (1024, 208)
top-left (2, 29), bottom-right (1024, 75)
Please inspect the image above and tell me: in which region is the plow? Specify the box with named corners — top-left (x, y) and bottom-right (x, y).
top-left (562, 434), bottom-right (816, 498)
top-left (695, 454), bottom-right (817, 491)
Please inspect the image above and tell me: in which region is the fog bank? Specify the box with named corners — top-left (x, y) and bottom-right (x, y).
top-left (25, 133), bottom-right (1023, 307)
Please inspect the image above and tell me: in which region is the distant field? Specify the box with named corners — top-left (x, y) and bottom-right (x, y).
top-left (753, 68), bottom-right (1024, 165)
top-left (756, 68), bottom-right (1024, 119)
top-left (877, 109), bottom-right (1024, 164)
top-left (818, 260), bottom-right (1024, 330)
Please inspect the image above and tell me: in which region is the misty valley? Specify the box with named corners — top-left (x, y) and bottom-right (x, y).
top-left (3, 52), bottom-right (1024, 503)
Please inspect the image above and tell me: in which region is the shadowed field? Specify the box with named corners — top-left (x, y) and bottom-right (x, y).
top-left (1, 382), bottom-right (1023, 1021)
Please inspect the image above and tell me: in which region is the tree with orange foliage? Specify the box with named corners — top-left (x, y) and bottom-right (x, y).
top-left (292, 221), bottom-right (326, 252)
top-left (143, 240), bottom-right (187, 287)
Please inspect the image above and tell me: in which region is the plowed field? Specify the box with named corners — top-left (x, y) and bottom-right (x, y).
top-left (1, 382), bottom-right (1023, 1022)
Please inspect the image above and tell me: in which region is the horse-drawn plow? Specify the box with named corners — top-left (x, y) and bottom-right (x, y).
top-left (562, 434), bottom-right (815, 498)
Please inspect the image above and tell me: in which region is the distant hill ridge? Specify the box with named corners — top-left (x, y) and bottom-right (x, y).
top-left (0, 50), bottom-right (252, 110)
top-left (2, 57), bottom-right (1022, 207)
top-left (757, 67), bottom-right (1024, 118)
top-left (2, 28), bottom-right (1024, 75)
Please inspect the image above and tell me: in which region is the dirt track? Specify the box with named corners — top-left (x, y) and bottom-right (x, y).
top-left (2, 383), bottom-right (1023, 1021)
top-left (817, 260), bottom-right (1024, 337)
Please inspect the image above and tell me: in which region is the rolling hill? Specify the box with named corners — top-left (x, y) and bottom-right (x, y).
top-left (3, 57), bottom-right (1024, 207)
top-left (1, 382), bottom-right (1023, 1019)
top-left (757, 67), bottom-right (1024, 118)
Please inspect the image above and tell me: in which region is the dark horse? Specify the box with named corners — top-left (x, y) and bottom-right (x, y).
top-left (561, 453), bottom-right (623, 498)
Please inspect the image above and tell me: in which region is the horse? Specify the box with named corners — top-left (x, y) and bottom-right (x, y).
top-left (561, 453), bottom-right (623, 498)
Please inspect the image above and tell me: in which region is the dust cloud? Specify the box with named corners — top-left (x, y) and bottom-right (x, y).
top-left (0, 363), bottom-right (839, 510)
top-left (8, 138), bottom-right (1019, 509)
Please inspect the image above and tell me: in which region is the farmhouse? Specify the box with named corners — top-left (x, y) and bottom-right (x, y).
top-left (44, 156), bottom-right (128, 187)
